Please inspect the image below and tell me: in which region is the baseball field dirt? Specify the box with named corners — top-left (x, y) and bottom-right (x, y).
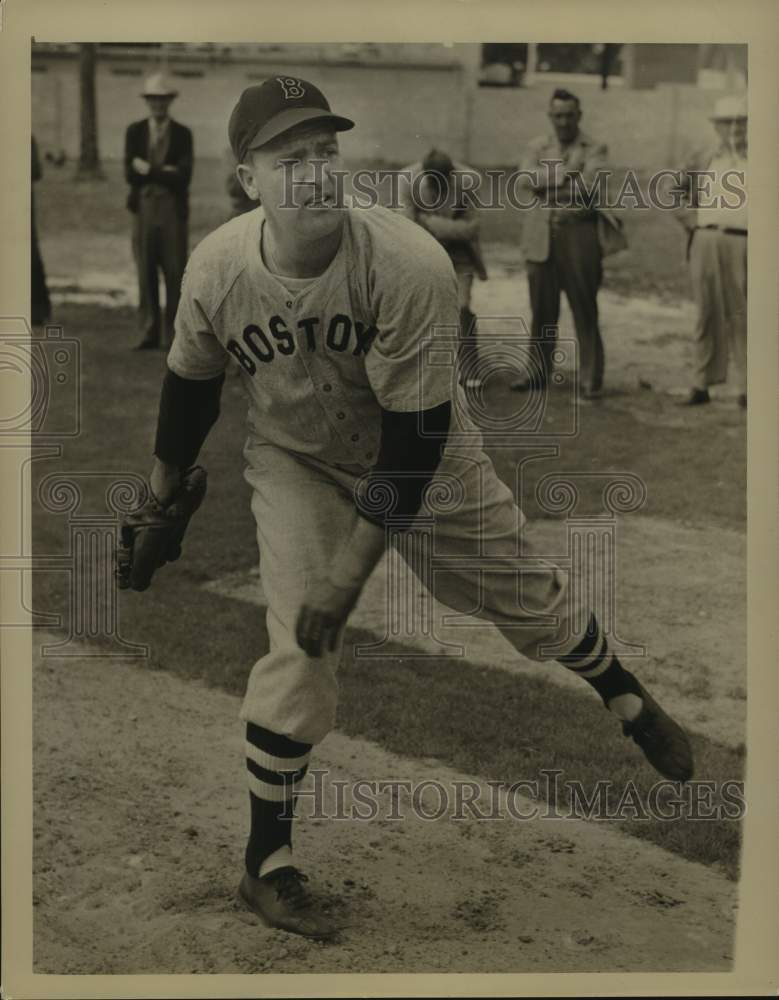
top-left (33, 643), bottom-right (736, 975)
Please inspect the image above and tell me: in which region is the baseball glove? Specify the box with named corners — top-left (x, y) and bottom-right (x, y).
top-left (116, 466), bottom-right (207, 592)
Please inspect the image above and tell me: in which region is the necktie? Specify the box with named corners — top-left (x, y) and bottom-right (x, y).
top-left (150, 122), bottom-right (167, 167)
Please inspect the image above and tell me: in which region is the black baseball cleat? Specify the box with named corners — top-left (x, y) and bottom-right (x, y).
top-left (677, 387), bottom-right (710, 406)
top-left (581, 386), bottom-right (604, 401)
top-left (238, 866), bottom-right (338, 939)
top-left (621, 685), bottom-right (694, 782)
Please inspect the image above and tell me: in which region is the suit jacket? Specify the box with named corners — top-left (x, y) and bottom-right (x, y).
top-left (396, 160), bottom-right (488, 281)
top-left (517, 130), bottom-right (627, 263)
top-left (124, 118), bottom-right (193, 219)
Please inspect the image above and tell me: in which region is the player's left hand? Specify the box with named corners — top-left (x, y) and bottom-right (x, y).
top-left (295, 578), bottom-right (362, 658)
top-left (116, 466), bottom-right (207, 592)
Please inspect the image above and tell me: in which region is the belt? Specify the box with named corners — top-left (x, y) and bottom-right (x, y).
top-left (696, 224), bottom-right (747, 236)
top-left (549, 212), bottom-right (597, 227)
top-left (142, 184), bottom-right (174, 198)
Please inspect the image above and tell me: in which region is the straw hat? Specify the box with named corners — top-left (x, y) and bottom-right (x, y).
top-left (710, 95), bottom-right (747, 121)
top-left (141, 72), bottom-right (178, 99)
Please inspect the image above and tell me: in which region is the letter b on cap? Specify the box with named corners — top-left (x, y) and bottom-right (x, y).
top-left (277, 77), bottom-right (306, 100)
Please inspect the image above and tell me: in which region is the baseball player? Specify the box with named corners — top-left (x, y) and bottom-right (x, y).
top-left (118, 77), bottom-right (693, 940)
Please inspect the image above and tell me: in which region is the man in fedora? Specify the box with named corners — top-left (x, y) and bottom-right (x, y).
top-left (124, 72), bottom-right (194, 350)
top-left (672, 95), bottom-right (748, 408)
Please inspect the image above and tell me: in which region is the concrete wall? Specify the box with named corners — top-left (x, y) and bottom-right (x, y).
top-left (32, 50), bottom-right (733, 171)
top-left (623, 43), bottom-right (700, 89)
top-left (32, 52), bottom-right (468, 165)
top-left (468, 79), bottom-right (727, 168)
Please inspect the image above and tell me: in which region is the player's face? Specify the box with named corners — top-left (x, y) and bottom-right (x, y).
top-left (239, 126), bottom-right (344, 241)
top-left (548, 99), bottom-right (581, 144)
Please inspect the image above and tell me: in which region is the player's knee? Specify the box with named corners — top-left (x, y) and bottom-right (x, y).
top-left (241, 638), bottom-right (342, 746)
top-left (239, 698), bottom-right (336, 747)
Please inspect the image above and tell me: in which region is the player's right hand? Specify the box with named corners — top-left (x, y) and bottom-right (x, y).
top-left (295, 577), bottom-right (362, 657)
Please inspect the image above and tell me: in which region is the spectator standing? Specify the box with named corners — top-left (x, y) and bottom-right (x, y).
top-left (398, 149), bottom-right (488, 388)
top-left (672, 95), bottom-right (748, 408)
top-left (514, 89), bottom-right (626, 398)
top-left (31, 135), bottom-right (51, 327)
top-left (124, 73), bottom-right (193, 350)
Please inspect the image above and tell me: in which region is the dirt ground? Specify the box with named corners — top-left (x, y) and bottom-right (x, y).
top-left (33, 644), bottom-right (736, 976)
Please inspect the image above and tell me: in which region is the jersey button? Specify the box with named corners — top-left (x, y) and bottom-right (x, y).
top-left (336, 411), bottom-right (346, 420)
top-left (286, 300), bottom-right (293, 308)
top-left (323, 384), bottom-right (332, 392)
top-left (351, 433), bottom-right (360, 442)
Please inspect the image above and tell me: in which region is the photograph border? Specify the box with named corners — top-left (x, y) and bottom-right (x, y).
top-left (2, 0), bottom-right (778, 996)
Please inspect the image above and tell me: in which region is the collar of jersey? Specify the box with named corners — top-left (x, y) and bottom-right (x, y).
top-left (255, 214), bottom-right (348, 297)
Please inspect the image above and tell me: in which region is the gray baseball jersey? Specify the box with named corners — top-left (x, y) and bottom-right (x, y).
top-left (167, 204), bottom-right (461, 466)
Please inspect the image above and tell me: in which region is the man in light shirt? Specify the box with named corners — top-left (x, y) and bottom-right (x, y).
top-left (673, 95), bottom-right (747, 408)
top-left (124, 73), bottom-right (194, 350)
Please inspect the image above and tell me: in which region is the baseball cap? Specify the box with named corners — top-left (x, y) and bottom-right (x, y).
top-left (228, 77), bottom-right (354, 161)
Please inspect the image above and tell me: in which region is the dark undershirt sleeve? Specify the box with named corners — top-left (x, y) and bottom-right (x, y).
top-left (154, 367), bottom-right (225, 470)
top-left (356, 400), bottom-right (452, 526)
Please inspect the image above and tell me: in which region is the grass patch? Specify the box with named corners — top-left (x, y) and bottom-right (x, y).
top-left (491, 388), bottom-right (746, 527)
